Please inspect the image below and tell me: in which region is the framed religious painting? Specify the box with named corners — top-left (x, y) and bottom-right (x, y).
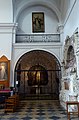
top-left (32, 12), bottom-right (45, 33)
top-left (0, 62), bottom-right (8, 80)
top-left (0, 56), bottom-right (10, 87)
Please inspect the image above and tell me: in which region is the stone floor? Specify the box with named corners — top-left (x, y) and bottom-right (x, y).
top-left (0, 100), bottom-right (79, 120)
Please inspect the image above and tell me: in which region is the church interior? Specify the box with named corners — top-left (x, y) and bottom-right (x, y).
top-left (0, 0), bottom-right (79, 119)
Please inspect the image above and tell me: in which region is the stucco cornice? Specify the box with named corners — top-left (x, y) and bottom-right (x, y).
top-left (0, 23), bottom-right (18, 33)
top-left (0, 23), bottom-right (18, 28)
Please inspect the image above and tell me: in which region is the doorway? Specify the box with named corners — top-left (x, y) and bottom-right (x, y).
top-left (14, 50), bottom-right (61, 100)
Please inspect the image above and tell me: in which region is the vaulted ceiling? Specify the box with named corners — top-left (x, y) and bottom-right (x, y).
top-left (13, 0), bottom-right (75, 24)
top-left (13, 0), bottom-right (71, 23)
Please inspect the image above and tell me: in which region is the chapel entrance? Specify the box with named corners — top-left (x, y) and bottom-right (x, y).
top-left (14, 50), bottom-right (61, 100)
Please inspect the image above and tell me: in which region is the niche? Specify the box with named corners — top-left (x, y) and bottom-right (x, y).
top-left (66, 45), bottom-right (76, 68)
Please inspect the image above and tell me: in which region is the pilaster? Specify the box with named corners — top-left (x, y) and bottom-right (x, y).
top-left (0, 23), bottom-right (17, 59)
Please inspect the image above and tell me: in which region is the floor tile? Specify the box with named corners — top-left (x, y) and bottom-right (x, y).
top-left (0, 100), bottom-right (79, 120)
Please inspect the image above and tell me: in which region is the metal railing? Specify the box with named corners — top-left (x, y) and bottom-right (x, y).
top-left (15, 69), bottom-right (61, 100)
top-left (16, 34), bottom-right (60, 43)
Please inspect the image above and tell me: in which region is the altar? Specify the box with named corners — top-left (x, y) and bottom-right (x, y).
top-left (30, 85), bottom-right (42, 94)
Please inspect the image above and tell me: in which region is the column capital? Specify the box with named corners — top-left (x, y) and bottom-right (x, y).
top-left (57, 24), bottom-right (64, 34)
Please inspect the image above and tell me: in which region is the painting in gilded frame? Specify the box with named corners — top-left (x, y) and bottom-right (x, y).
top-left (0, 62), bottom-right (8, 80)
top-left (32, 12), bottom-right (45, 33)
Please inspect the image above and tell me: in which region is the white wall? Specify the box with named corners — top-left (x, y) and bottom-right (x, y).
top-left (64, 0), bottom-right (79, 40)
top-left (0, 33), bottom-right (12, 59)
top-left (0, 0), bottom-right (13, 23)
top-left (17, 6), bottom-right (59, 34)
top-left (0, 24), bottom-right (16, 59)
top-left (0, 0), bottom-right (14, 59)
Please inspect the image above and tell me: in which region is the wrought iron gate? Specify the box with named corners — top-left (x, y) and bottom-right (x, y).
top-left (15, 69), bottom-right (61, 100)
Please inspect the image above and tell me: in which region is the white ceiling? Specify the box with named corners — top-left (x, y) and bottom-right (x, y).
top-left (13, 0), bottom-right (75, 23)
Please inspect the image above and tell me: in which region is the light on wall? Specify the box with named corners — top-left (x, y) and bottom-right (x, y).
top-left (16, 81), bottom-right (18, 85)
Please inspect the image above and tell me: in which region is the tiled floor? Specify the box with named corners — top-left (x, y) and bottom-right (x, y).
top-left (0, 100), bottom-right (79, 120)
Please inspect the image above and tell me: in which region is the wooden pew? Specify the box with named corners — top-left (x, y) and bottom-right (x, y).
top-left (5, 98), bottom-right (15, 112)
top-left (8, 94), bottom-right (19, 107)
top-left (4, 94), bottom-right (19, 112)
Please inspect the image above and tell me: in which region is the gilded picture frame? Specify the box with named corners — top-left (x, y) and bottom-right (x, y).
top-left (32, 12), bottom-right (44, 33)
top-left (0, 62), bottom-right (8, 80)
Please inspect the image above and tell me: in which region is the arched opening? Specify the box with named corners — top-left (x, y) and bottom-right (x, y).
top-left (66, 45), bottom-right (76, 68)
top-left (14, 50), bottom-right (61, 100)
top-left (67, 45), bottom-right (75, 61)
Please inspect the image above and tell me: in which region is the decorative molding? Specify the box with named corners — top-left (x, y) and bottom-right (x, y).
top-left (0, 55), bottom-right (9, 61)
top-left (0, 23), bottom-right (18, 33)
top-left (0, 23), bottom-right (17, 27)
top-left (57, 24), bottom-right (64, 34)
top-left (16, 34), bottom-right (60, 43)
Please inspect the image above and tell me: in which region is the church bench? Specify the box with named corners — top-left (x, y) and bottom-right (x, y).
top-left (5, 98), bottom-right (15, 112)
top-left (4, 94), bottom-right (19, 112)
top-left (8, 94), bottom-right (19, 107)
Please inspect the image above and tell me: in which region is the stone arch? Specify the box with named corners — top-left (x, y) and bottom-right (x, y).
top-left (14, 49), bottom-right (61, 70)
top-left (13, 48), bottom-right (61, 72)
top-left (14, 50), bottom-right (61, 99)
